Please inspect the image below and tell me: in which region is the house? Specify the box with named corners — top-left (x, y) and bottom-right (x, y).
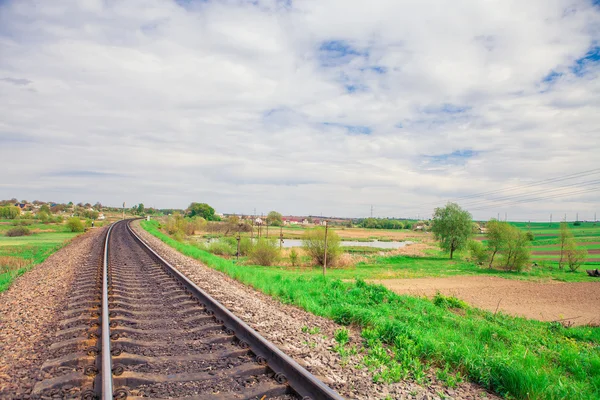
top-left (98, 213), bottom-right (106, 221)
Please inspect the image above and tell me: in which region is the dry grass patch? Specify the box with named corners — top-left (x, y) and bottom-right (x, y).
top-left (0, 256), bottom-right (31, 274)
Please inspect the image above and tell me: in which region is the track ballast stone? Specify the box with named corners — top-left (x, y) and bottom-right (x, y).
top-left (0, 228), bottom-right (106, 398)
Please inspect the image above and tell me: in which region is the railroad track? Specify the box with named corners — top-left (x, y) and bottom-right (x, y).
top-left (32, 220), bottom-right (343, 400)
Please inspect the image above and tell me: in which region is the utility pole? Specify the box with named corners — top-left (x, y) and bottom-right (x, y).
top-left (497, 212), bottom-right (500, 221)
top-left (236, 226), bottom-right (241, 261)
top-left (576, 212), bottom-right (579, 222)
top-left (323, 220), bottom-right (328, 276)
top-left (122, 202), bottom-right (125, 220)
top-left (279, 226), bottom-right (283, 250)
top-left (370, 205), bottom-right (373, 218)
top-left (504, 212), bottom-right (507, 222)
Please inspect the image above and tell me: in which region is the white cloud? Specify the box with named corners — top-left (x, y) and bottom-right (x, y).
top-left (0, 0), bottom-right (599, 220)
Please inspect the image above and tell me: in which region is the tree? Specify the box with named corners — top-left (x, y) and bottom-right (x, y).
top-left (486, 219), bottom-right (509, 268)
top-left (302, 227), bottom-right (342, 266)
top-left (564, 239), bottom-right (587, 272)
top-left (137, 203), bottom-right (145, 215)
top-left (40, 204), bottom-right (51, 214)
top-left (501, 228), bottom-right (530, 271)
top-left (187, 203), bottom-right (216, 220)
top-left (558, 222), bottom-right (573, 270)
top-left (430, 203), bottom-right (473, 259)
top-left (266, 211), bottom-right (283, 226)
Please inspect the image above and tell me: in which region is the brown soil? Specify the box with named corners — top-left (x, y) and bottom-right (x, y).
top-left (372, 276), bottom-right (600, 326)
top-left (533, 242), bottom-right (600, 248)
top-left (533, 249), bottom-right (600, 255)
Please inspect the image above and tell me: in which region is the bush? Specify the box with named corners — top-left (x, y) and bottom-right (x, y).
top-left (525, 231), bottom-right (535, 241)
top-left (302, 227), bottom-right (342, 266)
top-left (249, 238), bottom-right (280, 266)
top-left (5, 226), bottom-right (31, 237)
top-left (467, 240), bottom-right (487, 264)
top-left (239, 237), bottom-right (253, 256)
top-left (208, 239), bottom-right (236, 256)
top-left (565, 240), bottom-right (587, 272)
top-left (289, 248), bottom-right (299, 266)
top-left (66, 217), bottom-right (85, 232)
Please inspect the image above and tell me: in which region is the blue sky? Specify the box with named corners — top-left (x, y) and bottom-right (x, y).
top-left (0, 0), bottom-right (599, 220)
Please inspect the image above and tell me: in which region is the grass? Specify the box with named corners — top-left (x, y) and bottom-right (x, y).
top-left (142, 219), bottom-right (600, 399)
top-left (0, 219), bottom-right (79, 292)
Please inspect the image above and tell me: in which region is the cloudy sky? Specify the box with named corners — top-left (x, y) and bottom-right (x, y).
top-left (1, 0), bottom-right (599, 221)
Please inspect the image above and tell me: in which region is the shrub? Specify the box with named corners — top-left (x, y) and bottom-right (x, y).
top-left (37, 211), bottom-right (50, 223)
top-left (66, 217), bottom-right (85, 232)
top-left (289, 248), bottom-right (299, 266)
top-left (239, 237), bottom-right (253, 256)
top-left (501, 229), bottom-right (530, 271)
top-left (208, 239), bottom-right (236, 256)
top-left (5, 226), bottom-right (31, 237)
top-left (565, 240), bottom-right (587, 272)
top-left (302, 227), bottom-right (342, 266)
top-left (249, 238), bottom-right (280, 266)
top-left (467, 240), bottom-right (487, 264)
top-left (525, 231), bottom-right (535, 241)
top-left (573, 221), bottom-right (582, 226)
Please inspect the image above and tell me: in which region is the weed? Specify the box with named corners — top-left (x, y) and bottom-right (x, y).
top-left (334, 328), bottom-right (350, 346)
top-left (433, 292), bottom-right (468, 309)
top-left (5, 226), bottom-right (31, 237)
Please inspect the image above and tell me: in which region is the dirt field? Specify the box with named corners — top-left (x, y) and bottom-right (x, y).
top-left (371, 276), bottom-right (600, 326)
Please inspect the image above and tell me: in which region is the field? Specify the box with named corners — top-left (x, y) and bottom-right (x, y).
top-left (474, 221), bottom-right (600, 265)
top-left (141, 219), bottom-right (600, 400)
top-left (0, 220), bottom-right (80, 292)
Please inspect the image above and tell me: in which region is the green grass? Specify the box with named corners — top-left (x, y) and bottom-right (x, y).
top-left (0, 220), bottom-right (79, 292)
top-left (142, 220), bottom-right (600, 399)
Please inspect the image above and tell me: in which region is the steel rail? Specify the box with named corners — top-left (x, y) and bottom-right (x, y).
top-left (126, 221), bottom-right (345, 400)
top-left (101, 222), bottom-right (116, 400)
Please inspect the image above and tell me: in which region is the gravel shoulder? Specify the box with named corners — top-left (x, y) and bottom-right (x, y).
top-left (372, 276), bottom-right (600, 326)
top-left (0, 228), bottom-right (106, 398)
top-left (133, 221), bottom-right (498, 400)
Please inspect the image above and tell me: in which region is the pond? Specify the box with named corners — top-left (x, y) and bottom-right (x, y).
top-left (203, 237), bottom-right (413, 249)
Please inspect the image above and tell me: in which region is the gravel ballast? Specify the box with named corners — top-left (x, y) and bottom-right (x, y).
top-left (0, 228), bottom-right (106, 398)
top-left (133, 221), bottom-right (498, 400)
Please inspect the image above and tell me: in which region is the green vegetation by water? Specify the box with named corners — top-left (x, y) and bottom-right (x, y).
top-left (0, 220), bottom-right (80, 292)
top-left (141, 219), bottom-right (600, 400)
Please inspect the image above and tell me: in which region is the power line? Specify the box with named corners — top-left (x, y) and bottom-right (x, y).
top-left (457, 178), bottom-right (600, 208)
top-left (467, 185), bottom-right (600, 211)
top-left (419, 168), bottom-right (600, 207)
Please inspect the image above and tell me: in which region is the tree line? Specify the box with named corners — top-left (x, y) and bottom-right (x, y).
top-left (430, 203), bottom-right (588, 272)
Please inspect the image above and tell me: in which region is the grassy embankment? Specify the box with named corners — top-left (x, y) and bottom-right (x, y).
top-left (0, 220), bottom-right (80, 292)
top-left (142, 219), bottom-right (600, 400)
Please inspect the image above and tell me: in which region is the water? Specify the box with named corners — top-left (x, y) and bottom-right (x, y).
top-left (282, 239), bottom-right (413, 249)
top-left (202, 237), bottom-right (412, 249)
